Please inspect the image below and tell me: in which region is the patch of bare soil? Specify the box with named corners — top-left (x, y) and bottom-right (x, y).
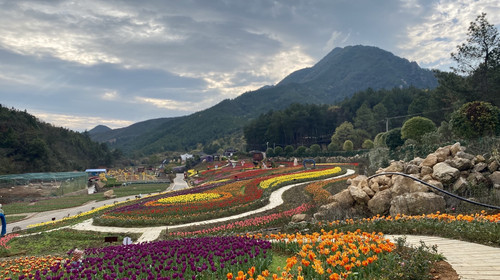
top-left (430, 261), bottom-right (460, 280)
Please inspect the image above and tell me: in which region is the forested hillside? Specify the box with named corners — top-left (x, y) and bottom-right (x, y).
top-left (90, 45), bottom-right (438, 155)
top-left (0, 105), bottom-right (120, 174)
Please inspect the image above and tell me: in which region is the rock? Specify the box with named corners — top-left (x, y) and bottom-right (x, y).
top-left (318, 202), bottom-right (345, 220)
top-left (348, 175), bottom-right (368, 188)
top-left (103, 190), bottom-right (115, 199)
top-left (448, 157), bottom-right (473, 171)
top-left (421, 154), bottom-right (438, 167)
top-left (369, 181), bottom-right (380, 193)
top-left (452, 176), bottom-right (469, 193)
top-left (385, 161), bottom-right (405, 172)
top-left (391, 175), bottom-right (428, 196)
top-left (475, 155), bottom-right (486, 162)
top-left (488, 171), bottom-right (500, 186)
top-left (467, 172), bottom-right (490, 187)
top-left (362, 186), bottom-right (375, 197)
top-left (367, 189), bottom-right (392, 215)
top-left (409, 157), bottom-right (424, 166)
top-left (456, 151), bottom-right (475, 161)
top-left (472, 162), bottom-right (488, 173)
top-left (434, 146), bottom-right (451, 162)
top-left (432, 162), bottom-right (460, 184)
top-left (389, 192), bottom-right (446, 216)
top-left (425, 179), bottom-right (444, 190)
top-left (328, 189), bottom-right (355, 208)
top-left (405, 164), bottom-right (420, 174)
top-left (488, 161), bottom-right (499, 173)
top-left (420, 166), bottom-right (433, 176)
top-left (348, 185), bottom-right (370, 205)
top-left (450, 142), bottom-right (463, 157)
top-left (291, 214), bottom-right (309, 223)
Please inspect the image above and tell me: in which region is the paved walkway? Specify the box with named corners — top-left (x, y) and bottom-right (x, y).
top-left (8, 175), bottom-right (187, 231)
top-left (387, 235), bottom-right (500, 280)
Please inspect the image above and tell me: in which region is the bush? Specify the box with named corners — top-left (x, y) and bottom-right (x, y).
top-left (374, 132), bottom-right (387, 148)
top-left (273, 146), bottom-right (283, 156)
top-left (343, 140), bottom-right (353, 151)
top-left (362, 139), bottom-right (374, 149)
top-left (450, 101), bottom-right (500, 139)
top-left (401, 116), bottom-right (437, 142)
top-left (309, 144), bottom-right (321, 156)
top-left (294, 146), bottom-right (307, 157)
top-left (385, 128), bottom-right (404, 150)
top-left (284, 145), bottom-right (295, 157)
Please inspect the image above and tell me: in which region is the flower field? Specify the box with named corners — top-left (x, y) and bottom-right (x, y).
top-left (93, 165), bottom-right (345, 227)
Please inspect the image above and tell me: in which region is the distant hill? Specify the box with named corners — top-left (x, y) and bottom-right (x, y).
top-left (0, 105), bottom-right (118, 174)
top-left (88, 125), bottom-right (112, 136)
top-left (90, 45), bottom-right (438, 154)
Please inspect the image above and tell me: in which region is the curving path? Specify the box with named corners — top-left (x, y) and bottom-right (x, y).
top-left (387, 235), bottom-right (500, 280)
top-left (70, 169), bottom-right (356, 243)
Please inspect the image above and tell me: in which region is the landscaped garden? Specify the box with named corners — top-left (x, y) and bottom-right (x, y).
top-left (0, 160), bottom-right (498, 279)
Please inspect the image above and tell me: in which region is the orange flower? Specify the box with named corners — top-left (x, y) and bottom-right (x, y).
top-left (227, 272), bottom-right (234, 279)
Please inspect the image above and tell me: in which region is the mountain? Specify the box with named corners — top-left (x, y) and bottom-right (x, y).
top-left (88, 125), bottom-right (112, 136)
top-left (0, 105), bottom-right (119, 174)
top-left (91, 45), bottom-right (438, 155)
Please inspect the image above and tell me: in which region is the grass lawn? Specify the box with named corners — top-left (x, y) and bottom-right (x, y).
top-left (3, 183), bottom-right (169, 215)
top-left (0, 229), bottom-right (141, 257)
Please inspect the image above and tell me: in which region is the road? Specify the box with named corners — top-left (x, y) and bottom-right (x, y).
top-left (6, 174), bottom-right (189, 232)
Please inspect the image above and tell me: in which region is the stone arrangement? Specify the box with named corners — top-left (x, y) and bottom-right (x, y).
top-left (314, 143), bottom-right (500, 220)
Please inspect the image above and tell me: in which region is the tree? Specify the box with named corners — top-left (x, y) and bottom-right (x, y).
top-left (373, 132), bottom-right (387, 148)
top-left (401, 116), bottom-right (437, 143)
top-left (265, 147), bottom-right (274, 157)
top-left (385, 128), bottom-right (404, 150)
top-left (309, 144), bottom-right (321, 156)
top-left (295, 146), bottom-right (307, 157)
top-left (451, 13), bottom-right (500, 96)
top-left (274, 146), bottom-right (283, 157)
top-left (450, 101), bottom-right (500, 139)
top-left (354, 102), bottom-right (376, 136)
top-left (330, 122), bottom-right (355, 150)
top-left (284, 145), bottom-right (295, 157)
top-left (343, 140), bottom-right (353, 151)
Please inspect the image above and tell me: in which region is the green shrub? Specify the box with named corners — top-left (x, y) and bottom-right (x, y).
top-left (401, 116), bottom-right (436, 142)
top-left (450, 101), bottom-right (500, 139)
top-left (343, 140), bottom-right (353, 151)
top-left (362, 139), bottom-right (374, 149)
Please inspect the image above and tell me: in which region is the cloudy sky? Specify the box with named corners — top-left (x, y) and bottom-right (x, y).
top-left (1, 0), bottom-right (499, 131)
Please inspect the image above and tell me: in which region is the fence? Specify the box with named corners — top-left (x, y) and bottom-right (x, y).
top-left (0, 172), bottom-right (88, 203)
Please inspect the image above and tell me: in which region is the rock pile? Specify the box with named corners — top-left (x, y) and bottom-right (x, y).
top-left (314, 142), bottom-right (500, 220)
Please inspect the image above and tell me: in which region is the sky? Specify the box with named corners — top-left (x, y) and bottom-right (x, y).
top-left (1, 0), bottom-right (499, 132)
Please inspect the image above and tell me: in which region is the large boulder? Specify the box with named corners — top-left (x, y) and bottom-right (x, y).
top-left (291, 214), bottom-right (309, 223)
top-left (489, 171), bottom-right (500, 188)
top-left (367, 189), bottom-right (392, 215)
top-left (103, 189), bottom-right (115, 199)
top-left (448, 157), bottom-right (473, 171)
top-left (385, 161), bottom-right (405, 172)
top-left (450, 142), bottom-right (464, 157)
top-left (434, 146), bottom-right (451, 162)
top-left (452, 176), bottom-right (469, 193)
top-left (348, 185), bottom-right (370, 205)
top-left (472, 162), bottom-right (488, 173)
top-left (432, 162), bottom-right (460, 184)
top-left (456, 151), bottom-right (475, 161)
top-left (389, 192), bottom-right (446, 216)
top-left (420, 154), bottom-right (438, 167)
top-left (467, 172), bottom-right (490, 187)
top-left (405, 164), bottom-right (421, 174)
top-left (420, 166), bottom-right (433, 176)
top-left (391, 175), bottom-right (428, 196)
top-left (328, 189), bottom-right (355, 208)
top-left (488, 161), bottom-right (499, 173)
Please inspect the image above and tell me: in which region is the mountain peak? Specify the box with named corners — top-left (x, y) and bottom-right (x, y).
top-left (88, 125), bottom-right (112, 135)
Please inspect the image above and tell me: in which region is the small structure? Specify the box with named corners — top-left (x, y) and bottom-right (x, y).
top-left (85, 169), bottom-right (107, 177)
top-left (180, 154), bottom-right (193, 162)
